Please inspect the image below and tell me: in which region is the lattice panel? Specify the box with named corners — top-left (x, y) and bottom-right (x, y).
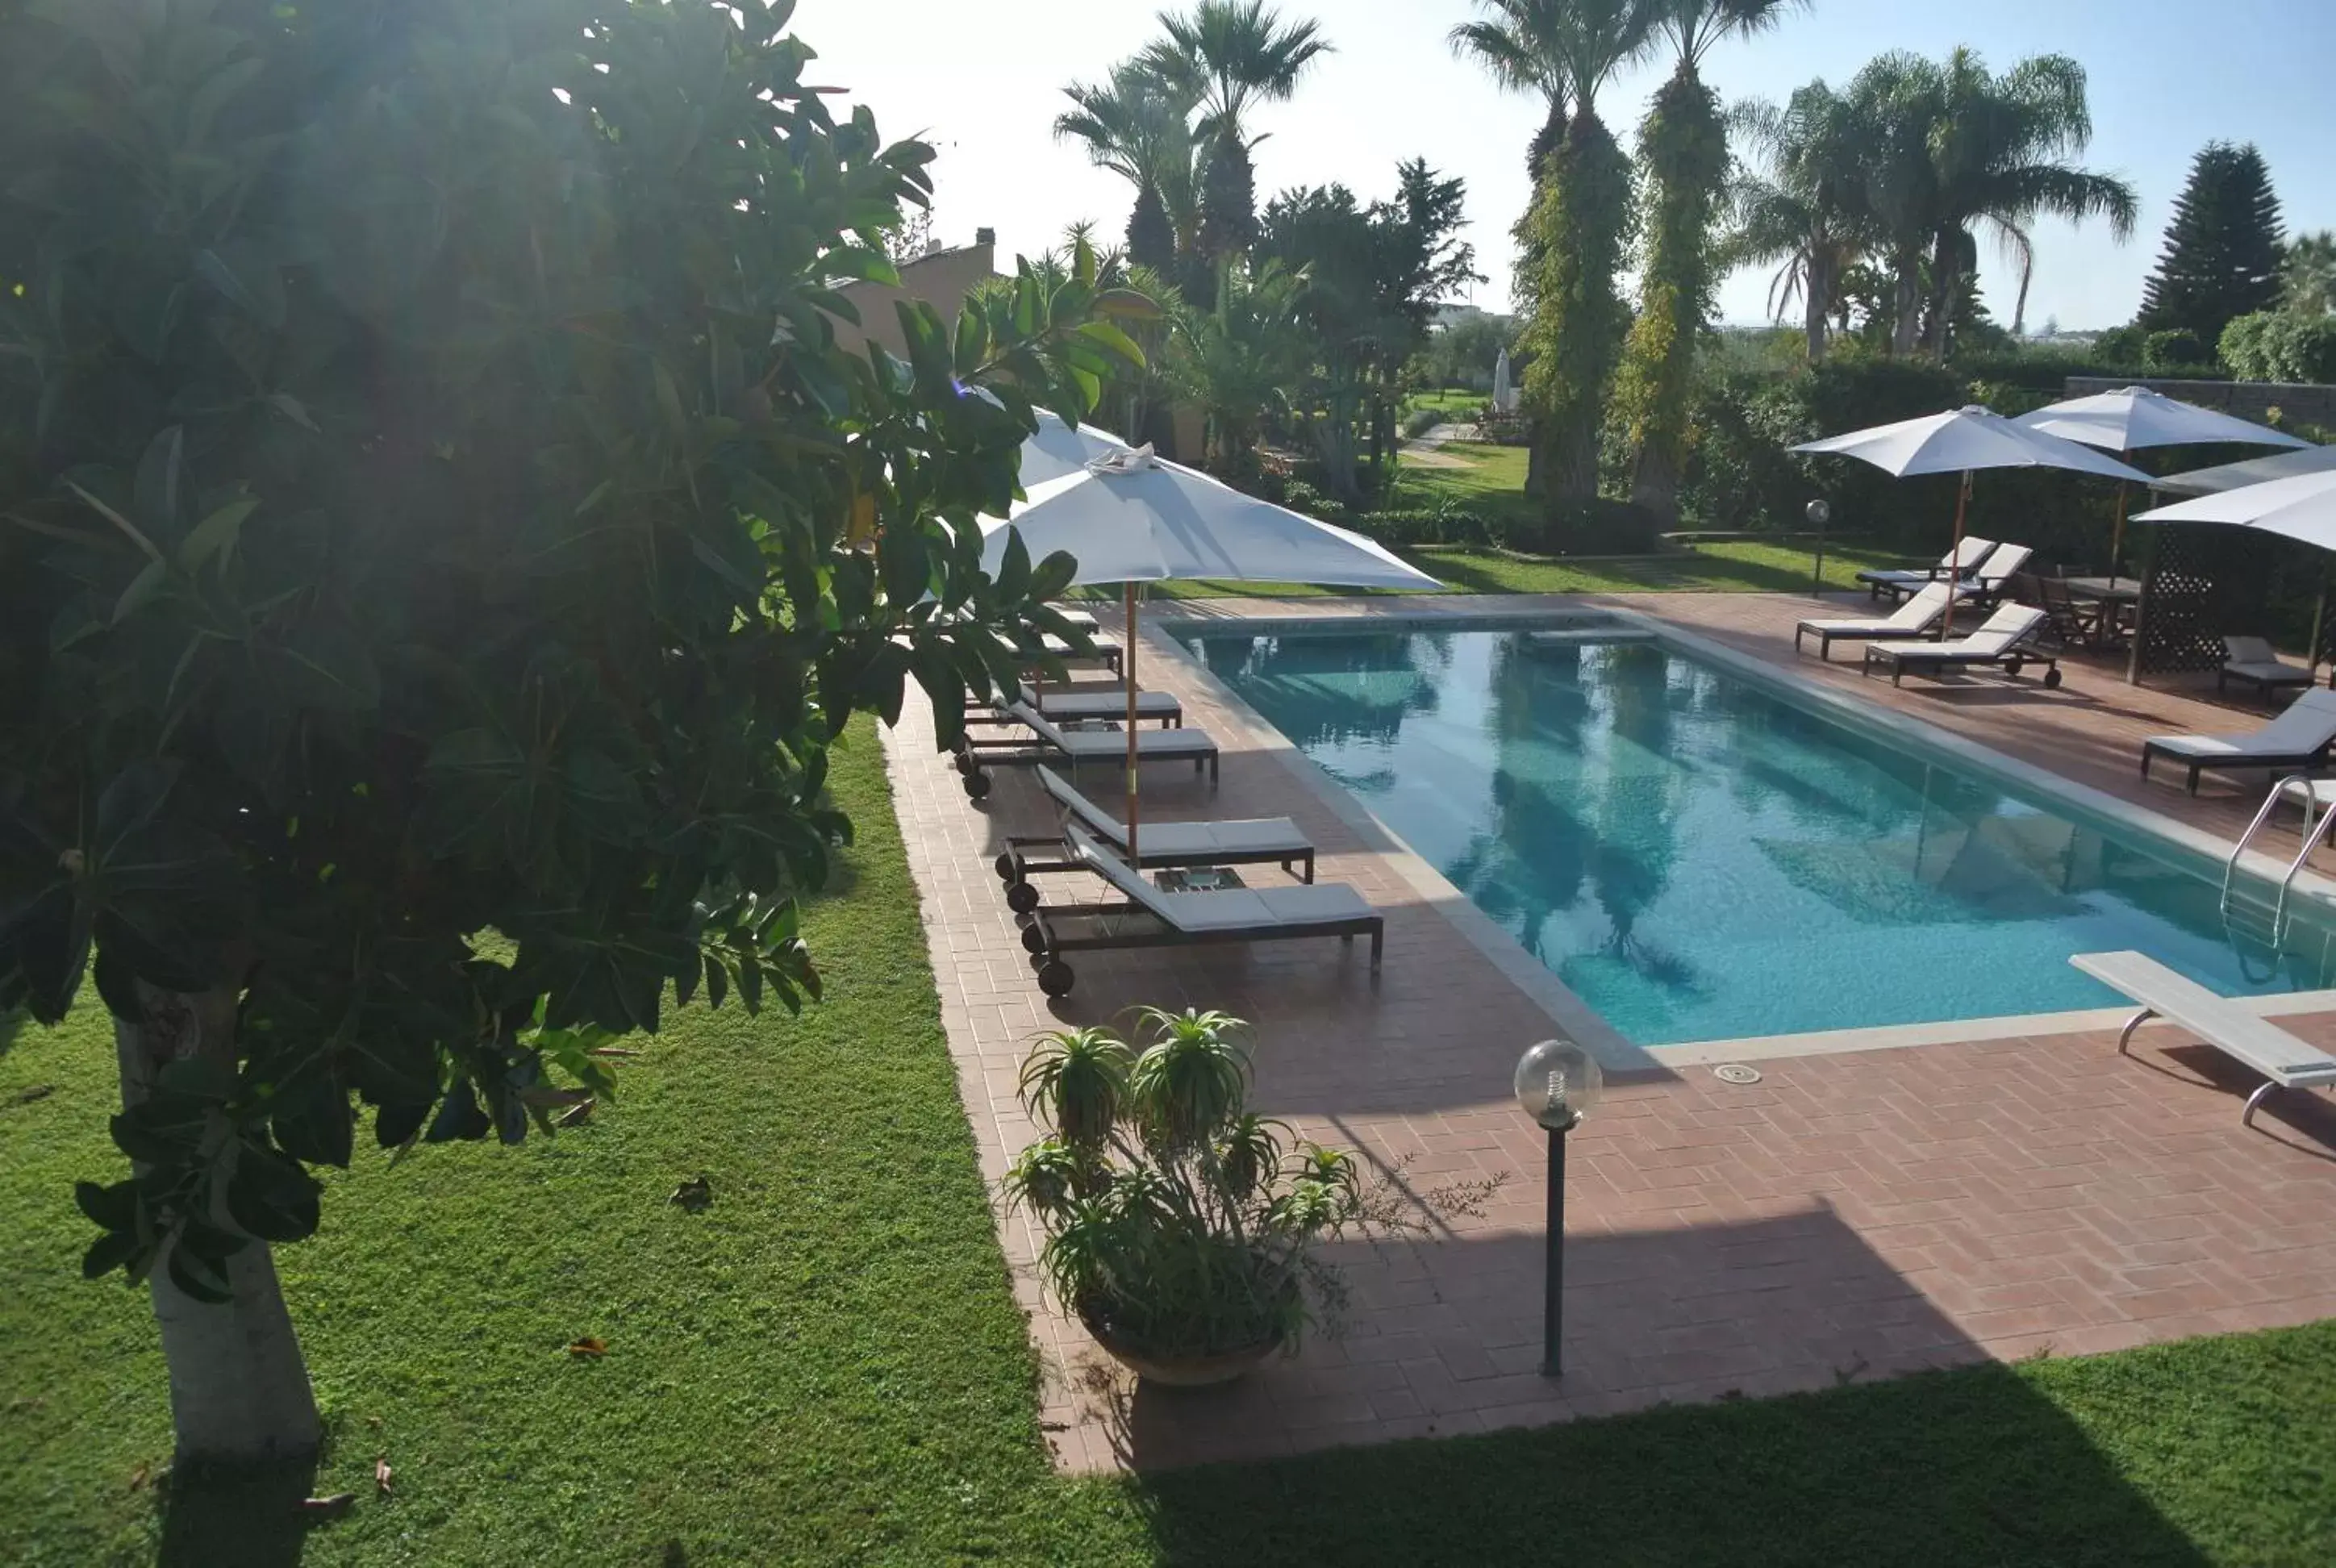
top-left (2135, 525), bottom-right (2273, 677)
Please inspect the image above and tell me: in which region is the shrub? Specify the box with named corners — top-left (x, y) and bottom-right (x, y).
top-left (1352, 507), bottom-right (1496, 548)
top-left (1400, 405), bottom-right (1447, 440)
top-left (2142, 327), bottom-right (2215, 373)
top-left (1003, 1011), bottom-right (1414, 1361)
top-left (2221, 311), bottom-right (2336, 383)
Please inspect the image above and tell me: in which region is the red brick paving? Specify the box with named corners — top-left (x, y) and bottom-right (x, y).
top-left (880, 593), bottom-right (2336, 1474)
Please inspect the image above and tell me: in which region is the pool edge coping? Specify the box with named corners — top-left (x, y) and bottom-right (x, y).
top-left (1147, 595), bottom-right (2336, 1070)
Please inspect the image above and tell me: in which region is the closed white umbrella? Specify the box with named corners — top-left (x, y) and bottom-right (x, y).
top-left (984, 445), bottom-right (1440, 858)
top-left (1792, 405), bottom-right (2148, 632)
top-left (2015, 386), bottom-right (2310, 583)
top-left (2134, 470), bottom-right (2336, 675)
top-left (1491, 348), bottom-right (1515, 414)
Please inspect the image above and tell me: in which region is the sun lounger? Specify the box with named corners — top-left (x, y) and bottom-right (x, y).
top-left (2071, 950), bottom-right (2336, 1127)
top-left (1861, 605), bottom-right (2058, 687)
top-left (1796, 582), bottom-right (1953, 660)
top-left (970, 682), bottom-right (1183, 729)
top-left (1019, 823), bottom-right (1381, 997)
top-left (995, 765), bottom-right (1315, 909)
top-left (1960, 543), bottom-right (2034, 611)
top-left (1856, 536), bottom-right (1996, 602)
top-left (2139, 687), bottom-right (2336, 794)
top-left (1036, 630), bottom-right (1121, 675)
top-left (2218, 636), bottom-right (2317, 703)
top-left (954, 702), bottom-right (1217, 799)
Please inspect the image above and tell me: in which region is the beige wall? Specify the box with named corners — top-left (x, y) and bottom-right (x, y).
top-left (828, 238), bottom-right (995, 361)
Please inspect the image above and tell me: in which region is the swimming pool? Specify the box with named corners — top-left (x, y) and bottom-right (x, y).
top-left (1176, 620), bottom-right (2336, 1046)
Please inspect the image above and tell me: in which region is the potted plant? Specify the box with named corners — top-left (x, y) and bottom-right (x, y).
top-left (1003, 1007), bottom-right (1411, 1387)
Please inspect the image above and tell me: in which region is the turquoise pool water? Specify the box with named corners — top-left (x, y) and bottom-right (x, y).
top-left (1178, 623), bottom-right (2336, 1045)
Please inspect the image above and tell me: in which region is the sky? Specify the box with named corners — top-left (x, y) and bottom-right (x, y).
top-left (795, 0), bottom-right (2335, 335)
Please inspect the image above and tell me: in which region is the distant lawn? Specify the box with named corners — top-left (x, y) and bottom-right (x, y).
top-left (1388, 438), bottom-right (1537, 527)
top-left (1082, 537), bottom-right (1921, 602)
top-left (1400, 386), bottom-right (1484, 418)
top-left (7, 724), bottom-right (2331, 1566)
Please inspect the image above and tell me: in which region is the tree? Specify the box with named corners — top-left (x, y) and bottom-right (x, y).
top-left (1160, 262), bottom-right (1311, 476)
top-left (1914, 50), bottom-right (2135, 354)
top-left (1458, 0), bottom-right (1661, 507)
top-left (1726, 81), bottom-right (1876, 363)
top-left (1145, 1), bottom-right (1333, 277)
top-left (2280, 231), bottom-right (2336, 316)
top-left (0, 0), bottom-right (1142, 1466)
top-left (1054, 61), bottom-right (1199, 274)
top-left (1616, 0), bottom-right (1800, 518)
top-left (1261, 162), bottom-right (1480, 503)
top-left (2138, 142), bottom-right (2286, 347)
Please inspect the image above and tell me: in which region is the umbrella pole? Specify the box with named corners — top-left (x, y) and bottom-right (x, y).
top-left (1124, 581), bottom-right (1141, 866)
top-left (1942, 470), bottom-right (1971, 636)
top-left (2313, 565), bottom-right (2330, 689)
top-left (2108, 484), bottom-right (2127, 590)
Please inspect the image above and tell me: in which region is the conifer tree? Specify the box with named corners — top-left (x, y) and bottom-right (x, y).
top-left (2137, 142), bottom-right (2285, 345)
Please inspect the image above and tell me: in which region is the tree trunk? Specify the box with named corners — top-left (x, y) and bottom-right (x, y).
top-left (117, 982), bottom-right (322, 1466)
top-left (1890, 254), bottom-right (1924, 358)
top-left (1804, 247), bottom-right (1833, 364)
top-left (1921, 228), bottom-right (1959, 361)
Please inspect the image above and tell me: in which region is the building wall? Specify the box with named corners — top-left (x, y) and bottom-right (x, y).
top-left (828, 236), bottom-right (995, 361)
top-left (2064, 376), bottom-right (2336, 429)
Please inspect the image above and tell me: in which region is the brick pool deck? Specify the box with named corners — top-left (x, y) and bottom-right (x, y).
top-left (881, 590), bottom-right (2336, 1474)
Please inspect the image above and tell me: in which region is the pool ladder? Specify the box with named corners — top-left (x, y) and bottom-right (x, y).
top-left (2219, 772), bottom-right (2336, 948)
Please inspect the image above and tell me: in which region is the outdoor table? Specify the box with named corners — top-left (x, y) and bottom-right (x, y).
top-left (2063, 576), bottom-right (2141, 645)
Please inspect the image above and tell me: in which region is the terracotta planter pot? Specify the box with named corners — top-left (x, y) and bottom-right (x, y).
top-left (1082, 1312), bottom-right (1285, 1387)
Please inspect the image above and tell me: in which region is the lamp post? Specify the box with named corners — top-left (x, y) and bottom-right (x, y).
top-left (1513, 1039), bottom-right (1603, 1378)
top-left (1805, 498), bottom-right (1833, 598)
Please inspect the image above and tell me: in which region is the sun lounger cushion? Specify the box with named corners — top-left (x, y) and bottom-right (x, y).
top-left (1875, 605), bottom-right (2042, 661)
top-left (2145, 687), bottom-right (2336, 760)
top-left (1009, 703), bottom-right (1213, 758)
top-left (1037, 767), bottom-right (1308, 859)
top-left (1801, 582), bottom-right (1951, 637)
top-left (1016, 684), bottom-right (1180, 719)
top-left (1066, 824), bottom-right (1366, 930)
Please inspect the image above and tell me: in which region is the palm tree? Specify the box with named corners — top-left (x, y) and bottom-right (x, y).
top-left (1842, 52), bottom-right (1946, 358)
top-left (1726, 80), bottom-right (1875, 362)
top-left (1616, 0), bottom-right (1800, 516)
top-left (2285, 231), bottom-right (2336, 316)
top-left (1916, 50), bottom-right (2137, 353)
top-left (1054, 61), bottom-right (1199, 275)
top-left (1451, 0), bottom-right (1661, 507)
top-left (1143, 2), bottom-right (1333, 269)
top-left (1159, 260), bottom-right (1309, 476)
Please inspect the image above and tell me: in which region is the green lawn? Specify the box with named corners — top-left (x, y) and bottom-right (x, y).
top-left (1388, 438), bottom-right (1537, 527)
top-left (1089, 537), bottom-right (1920, 602)
top-left (1400, 387), bottom-right (1484, 419)
top-left (5, 724), bottom-right (2334, 1566)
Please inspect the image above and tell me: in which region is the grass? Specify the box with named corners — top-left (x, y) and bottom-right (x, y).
top-left (1083, 537), bottom-right (1921, 603)
top-left (5, 724), bottom-right (2334, 1565)
top-left (1399, 387), bottom-right (1483, 419)
top-left (1387, 439), bottom-right (1537, 528)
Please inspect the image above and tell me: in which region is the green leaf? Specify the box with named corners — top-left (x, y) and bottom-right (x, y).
top-left (194, 244), bottom-right (286, 329)
top-left (111, 557), bottom-right (167, 623)
top-left (179, 498), bottom-right (257, 573)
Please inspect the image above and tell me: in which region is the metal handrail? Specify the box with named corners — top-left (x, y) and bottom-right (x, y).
top-left (2221, 774), bottom-right (2314, 917)
top-left (2273, 790), bottom-right (2336, 940)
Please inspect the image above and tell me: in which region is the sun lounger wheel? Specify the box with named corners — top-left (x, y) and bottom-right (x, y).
top-left (1021, 924), bottom-right (1048, 955)
top-left (2043, 668), bottom-right (2063, 689)
top-left (994, 852), bottom-right (1016, 882)
top-left (962, 770), bottom-right (991, 800)
top-left (1037, 960), bottom-right (1074, 997)
top-left (1005, 882), bottom-right (1041, 914)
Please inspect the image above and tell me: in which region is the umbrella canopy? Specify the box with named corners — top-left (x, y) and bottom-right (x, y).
top-left (1791, 406), bottom-right (2147, 631)
top-left (1790, 404), bottom-right (2150, 482)
top-left (2150, 442), bottom-right (2336, 498)
top-left (2013, 386), bottom-right (2312, 454)
top-left (983, 445), bottom-right (1440, 859)
top-left (985, 446), bottom-right (1437, 590)
top-left (2131, 469), bottom-right (2336, 548)
top-left (1019, 409), bottom-right (1132, 487)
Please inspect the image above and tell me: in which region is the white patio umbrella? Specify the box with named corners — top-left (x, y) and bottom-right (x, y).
top-left (982, 444), bottom-right (1441, 859)
top-left (2134, 470), bottom-right (2336, 669)
top-left (1491, 348), bottom-right (1515, 414)
top-left (1020, 409), bottom-right (1131, 486)
top-left (1792, 405), bottom-right (2149, 632)
top-left (2014, 386), bottom-right (2310, 584)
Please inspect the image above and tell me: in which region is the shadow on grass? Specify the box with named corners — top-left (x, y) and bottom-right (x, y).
top-left (1100, 1212), bottom-right (2217, 1568)
top-left (156, 1454), bottom-right (323, 1568)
